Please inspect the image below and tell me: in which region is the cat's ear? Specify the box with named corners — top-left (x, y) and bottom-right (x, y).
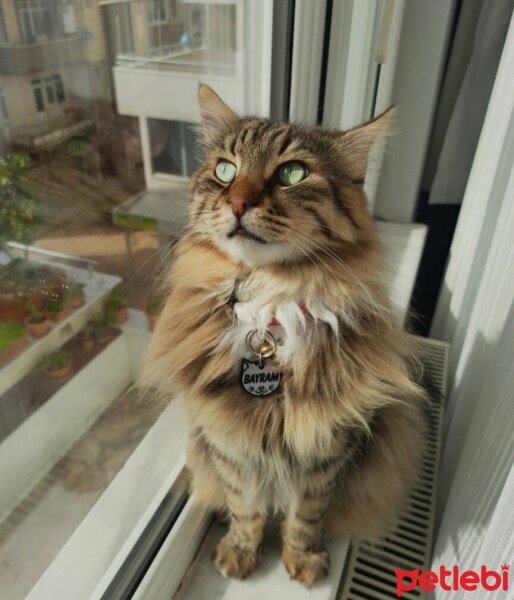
top-left (338, 107), bottom-right (396, 181)
top-left (198, 84), bottom-right (238, 144)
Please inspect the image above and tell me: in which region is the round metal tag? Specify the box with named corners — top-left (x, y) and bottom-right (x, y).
top-left (240, 358), bottom-right (281, 397)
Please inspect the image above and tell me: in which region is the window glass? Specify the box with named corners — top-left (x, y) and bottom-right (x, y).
top-left (0, 0), bottom-right (271, 597)
top-left (149, 118), bottom-right (201, 177)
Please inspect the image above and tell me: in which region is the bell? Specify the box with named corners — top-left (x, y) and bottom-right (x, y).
top-left (258, 340), bottom-right (275, 356)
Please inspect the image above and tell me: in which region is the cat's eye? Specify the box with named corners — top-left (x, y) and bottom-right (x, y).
top-left (276, 161), bottom-right (308, 186)
top-left (215, 160), bottom-right (237, 183)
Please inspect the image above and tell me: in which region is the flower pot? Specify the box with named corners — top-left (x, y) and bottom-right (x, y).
top-left (0, 334), bottom-right (29, 367)
top-left (69, 296), bottom-right (85, 309)
top-left (25, 314), bottom-right (50, 338)
top-left (116, 307), bottom-right (128, 324)
top-left (83, 338), bottom-right (94, 352)
top-left (49, 307), bottom-right (70, 323)
top-left (44, 363), bottom-right (72, 380)
top-left (94, 327), bottom-right (113, 345)
top-left (145, 312), bottom-right (158, 331)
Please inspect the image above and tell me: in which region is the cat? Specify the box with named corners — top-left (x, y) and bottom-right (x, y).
top-left (140, 84), bottom-right (426, 587)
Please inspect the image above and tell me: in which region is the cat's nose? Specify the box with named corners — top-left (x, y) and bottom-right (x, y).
top-left (230, 195), bottom-right (257, 218)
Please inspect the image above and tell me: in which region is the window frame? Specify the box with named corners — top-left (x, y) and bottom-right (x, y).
top-left (16, 0), bottom-right (59, 44)
top-left (31, 74), bottom-right (65, 112)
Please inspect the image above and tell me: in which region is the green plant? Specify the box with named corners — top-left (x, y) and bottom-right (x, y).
top-left (145, 298), bottom-right (163, 316)
top-left (0, 153), bottom-right (40, 247)
top-left (83, 323), bottom-right (95, 338)
top-left (68, 282), bottom-right (84, 298)
top-left (45, 295), bottom-right (67, 313)
top-left (40, 349), bottom-right (71, 372)
top-left (25, 301), bottom-right (46, 323)
top-left (0, 321), bottom-right (26, 352)
top-left (105, 288), bottom-right (128, 311)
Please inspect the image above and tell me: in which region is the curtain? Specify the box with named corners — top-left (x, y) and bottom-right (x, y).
top-left (430, 11), bottom-right (514, 594)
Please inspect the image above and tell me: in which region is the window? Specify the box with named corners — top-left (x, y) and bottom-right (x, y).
top-left (31, 74), bottom-right (65, 111)
top-left (16, 0), bottom-right (59, 43)
top-left (0, 1), bottom-right (273, 597)
top-left (0, 89), bottom-right (8, 122)
top-left (148, 119), bottom-right (200, 178)
top-left (146, 0), bottom-right (174, 26)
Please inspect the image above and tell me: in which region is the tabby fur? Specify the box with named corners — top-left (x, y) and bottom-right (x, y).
top-left (140, 85), bottom-right (426, 587)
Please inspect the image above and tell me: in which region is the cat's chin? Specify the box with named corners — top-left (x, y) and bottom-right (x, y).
top-left (217, 236), bottom-right (302, 266)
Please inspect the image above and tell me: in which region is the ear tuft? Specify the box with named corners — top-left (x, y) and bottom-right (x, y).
top-left (198, 84), bottom-right (239, 145)
top-left (339, 106), bottom-right (396, 180)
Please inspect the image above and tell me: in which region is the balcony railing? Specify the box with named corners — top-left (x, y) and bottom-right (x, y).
top-left (0, 36), bottom-right (83, 75)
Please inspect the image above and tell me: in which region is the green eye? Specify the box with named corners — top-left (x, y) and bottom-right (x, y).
top-left (277, 161), bottom-right (308, 186)
top-left (215, 160), bottom-right (237, 183)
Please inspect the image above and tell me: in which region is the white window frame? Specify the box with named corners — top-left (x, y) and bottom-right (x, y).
top-left (322, 0), bottom-right (457, 223)
top-left (146, 0), bottom-right (173, 26)
top-left (31, 74), bottom-right (65, 112)
top-left (16, 0), bottom-right (57, 43)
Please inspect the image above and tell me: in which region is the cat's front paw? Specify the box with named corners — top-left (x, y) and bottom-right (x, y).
top-left (282, 545), bottom-right (330, 587)
top-left (214, 535), bottom-right (262, 579)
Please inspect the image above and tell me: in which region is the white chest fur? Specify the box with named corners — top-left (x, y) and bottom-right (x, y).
top-left (218, 271), bottom-right (339, 366)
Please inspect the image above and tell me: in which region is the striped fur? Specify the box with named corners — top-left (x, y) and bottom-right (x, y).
top-left (140, 86), bottom-right (426, 587)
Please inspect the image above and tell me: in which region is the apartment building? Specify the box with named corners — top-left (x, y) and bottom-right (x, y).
top-left (0, 0), bottom-right (110, 151)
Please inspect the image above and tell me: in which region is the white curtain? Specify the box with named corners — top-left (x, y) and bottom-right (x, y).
top-left (426, 0), bottom-right (513, 205)
top-left (430, 11), bottom-right (514, 594)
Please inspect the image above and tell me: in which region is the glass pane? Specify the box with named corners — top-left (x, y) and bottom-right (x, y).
top-left (149, 118), bottom-right (201, 177)
top-left (0, 0), bottom-right (272, 597)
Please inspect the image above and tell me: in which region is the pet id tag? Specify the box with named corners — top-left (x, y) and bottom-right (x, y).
top-left (241, 330), bottom-right (281, 397)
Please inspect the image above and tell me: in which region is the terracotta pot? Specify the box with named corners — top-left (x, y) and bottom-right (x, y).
top-left (49, 308), bottom-right (71, 323)
top-left (145, 312), bottom-right (158, 331)
top-left (94, 328), bottom-right (112, 344)
top-left (25, 315), bottom-right (50, 338)
top-left (69, 296), bottom-right (85, 309)
top-left (83, 338), bottom-right (94, 352)
top-left (116, 307), bottom-right (128, 324)
top-left (44, 363), bottom-right (72, 380)
top-left (0, 334), bottom-right (29, 367)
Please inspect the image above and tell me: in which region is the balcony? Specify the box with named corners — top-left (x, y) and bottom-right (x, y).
top-left (0, 36), bottom-right (83, 76)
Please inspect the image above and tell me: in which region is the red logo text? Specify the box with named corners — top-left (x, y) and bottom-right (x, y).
top-left (395, 564), bottom-right (510, 597)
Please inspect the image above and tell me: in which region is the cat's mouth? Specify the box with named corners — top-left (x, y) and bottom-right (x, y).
top-left (227, 225), bottom-right (267, 244)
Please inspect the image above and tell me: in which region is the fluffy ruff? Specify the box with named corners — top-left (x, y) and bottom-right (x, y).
top-left (141, 231), bottom-right (426, 584)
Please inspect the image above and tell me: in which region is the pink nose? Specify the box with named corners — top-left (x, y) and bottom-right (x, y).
top-left (230, 196), bottom-right (249, 218)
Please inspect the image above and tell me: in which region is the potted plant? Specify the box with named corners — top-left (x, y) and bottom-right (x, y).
top-left (25, 303), bottom-right (50, 338)
top-left (40, 349), bottom-right (72, 380)
top-left (68, 283), bottom-right (85, 309)
top-left (89, 312), bottom-right (113, 344)
top-left (105, 288), bottom-right (128, 324)
top-left (45, 295), bottom-right (70, 322)
top-left (0, 321), bottom-right (28, 367)
top-left (144, 298), bottom-right (164, 331)
top-left (82, 323), bottom-right (95, 352)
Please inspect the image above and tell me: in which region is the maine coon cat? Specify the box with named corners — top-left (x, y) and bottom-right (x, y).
top-left (141, 85), bottom-right (426, 587)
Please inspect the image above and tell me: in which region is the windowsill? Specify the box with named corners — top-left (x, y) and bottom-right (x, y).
top-left (25, 314), bottom-right (188, 600)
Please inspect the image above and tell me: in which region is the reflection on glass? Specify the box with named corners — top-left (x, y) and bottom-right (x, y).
top-left (105, 1), bottom-right (237, 75)
top-left (0, 0), bottom-right (247, 595)
top-left (149, 118), bottom-right (201, 177)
